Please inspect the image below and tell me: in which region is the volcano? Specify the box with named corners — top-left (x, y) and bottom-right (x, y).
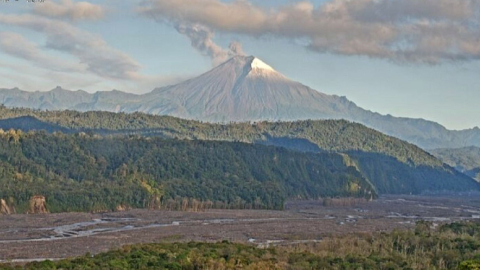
top-left (135, 55), bottom-right (356, 122)
top-left (1, 55), bottom-right (480, 149)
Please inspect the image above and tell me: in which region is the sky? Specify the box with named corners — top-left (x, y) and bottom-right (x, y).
top-left (0, 0), bottom-right (479, 130)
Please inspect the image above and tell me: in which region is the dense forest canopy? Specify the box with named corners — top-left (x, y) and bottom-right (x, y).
top-left (432, 147), bottom-right (480, 182)
top-left (0, 105), bottom-right (443, 167)
top-left (0, 131), bottom-right (374, 213)
top-left (0, 106), bottom-right (478, 197)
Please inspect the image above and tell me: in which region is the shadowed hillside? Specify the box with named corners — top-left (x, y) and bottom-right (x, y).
top-left (0, 106), bottom-right (478, 196)
top-left (432, 146), bottom-right (480, 181)
top-left (0, 131), bottom-right (375, 213)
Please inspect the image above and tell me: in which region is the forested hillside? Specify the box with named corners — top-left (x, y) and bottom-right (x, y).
top-left (0, 106), bottom-right (447, 166)
top-left (0, 131), bottom-right (374, 213)
top-left (432, 147), bottom-right (480, 181)
top-left (0, 106), bottom-right (478, 195)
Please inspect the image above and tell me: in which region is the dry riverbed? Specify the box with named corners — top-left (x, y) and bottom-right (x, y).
top-left (1, 195), bottom-right (480, 262)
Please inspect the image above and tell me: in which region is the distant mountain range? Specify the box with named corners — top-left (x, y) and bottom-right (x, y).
top-left (1, 55), bottom-right (479, 150)
top-left (431, 146), bottom-right (480, 182)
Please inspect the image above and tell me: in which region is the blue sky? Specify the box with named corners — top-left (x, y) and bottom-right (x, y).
top-left (0, 0), bottom-right (479, 130)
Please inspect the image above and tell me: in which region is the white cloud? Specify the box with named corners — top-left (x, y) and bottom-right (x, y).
top-left (140, 0), bottom-right (480, 64)
top-left (0, 14), bottom-right (142, 80)
top-left (0, 1), bottom-right (191, 92)
top-left (33, 0), bottom-right (105, 21)
top-left (0, 32), bottom-right (84, 72)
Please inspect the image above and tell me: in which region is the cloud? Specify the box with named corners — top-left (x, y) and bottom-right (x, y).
top-left (141, 1), bottom-right (248, 65)
top-left (139, 0), bottom-right (480, 64)
top-left (0, 1), bottom-right (180, 92)
top-left (33, 0), bottom-right (105, 21)
top-left (0, 14), bottom-right (142, 80)
top-left (0, 32), bottom-right (84, 72)
top-left (0, 60), bottom-right (98, 91)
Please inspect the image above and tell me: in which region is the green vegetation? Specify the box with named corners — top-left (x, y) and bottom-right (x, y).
top-left (432, 147), bottom-right (480, 181)
top-left (3, 222), bottom-right (480, 269)
top-left (0, 106), bottom-right (478, 195)
top-left (0, 130), bottom-right (374, 213)
top-left (0, 106), bottom-right (443, 166)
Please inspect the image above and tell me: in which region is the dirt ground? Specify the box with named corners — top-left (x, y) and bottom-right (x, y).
top-left (1, 195), bottom-right (480, 262)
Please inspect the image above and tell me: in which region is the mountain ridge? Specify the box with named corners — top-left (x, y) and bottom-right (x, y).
top-left (431, 146), bottom-right (480, 182)
top-left (1, 107), bottom-right (479, 195)
top-left (2, 55), bottom-right (479, 149)
top-left (0, 131), bottom-right (378, 212)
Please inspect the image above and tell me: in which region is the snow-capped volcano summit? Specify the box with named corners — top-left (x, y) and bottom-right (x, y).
top-left (136, 55), bottom-right (352, 122)
top-left (212, 55), bottom-right (280, 78)
top-left (250, 57), bottom-right (275, 71)
top-left (247, 56), bottom-right (284, 78)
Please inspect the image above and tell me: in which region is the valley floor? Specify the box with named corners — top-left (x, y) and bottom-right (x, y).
top-left (1, 195), bottom-right (480, 262)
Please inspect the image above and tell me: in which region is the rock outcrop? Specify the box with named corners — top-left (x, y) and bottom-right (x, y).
top-left (148, 196), bottom-right (162, 210)
top-left (0, 199), bottom-right (13, 215)
top-left (116, 204), bottom-right (129, 212)
top-left (29, 196), bottom-right (48, 214)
